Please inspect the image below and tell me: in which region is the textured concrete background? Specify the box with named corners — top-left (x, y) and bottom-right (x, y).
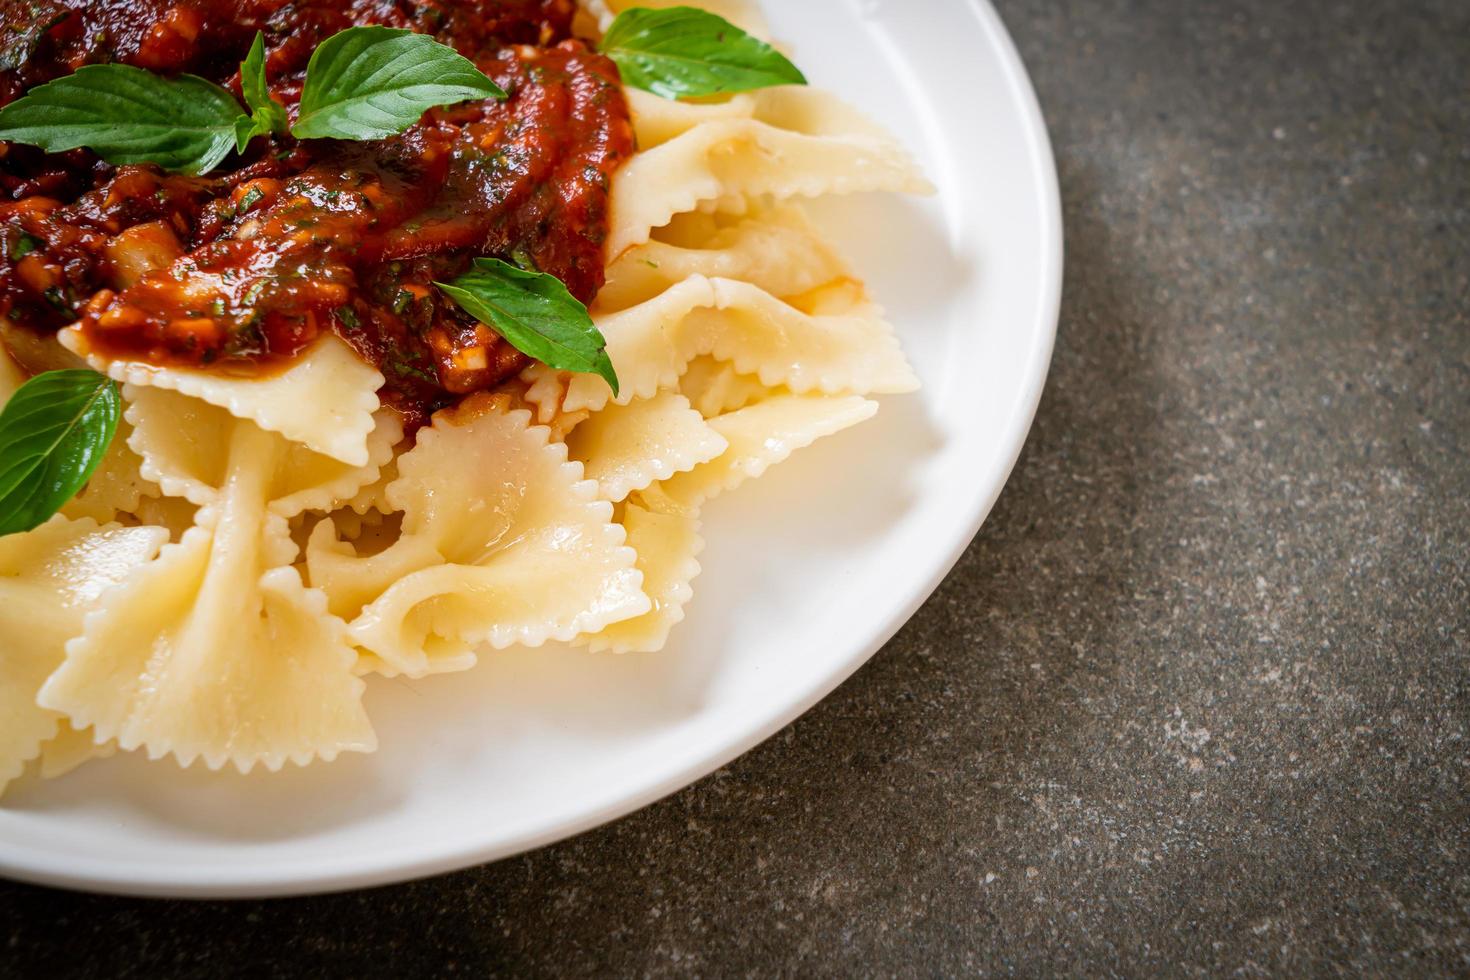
top-left (3, 0), bottom-right (1468, 975)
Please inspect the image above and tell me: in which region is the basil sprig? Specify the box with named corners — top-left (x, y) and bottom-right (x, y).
top-left (0, 65), bottom-right (248, 175)
top-left (294, 27), bottom-right (505, 141)
top-left (0, 11), bottom-right (802, 169)
top-left (600, 7), bottom-right (806, 100)
top-left (235, 31), bottom-right (289, 153)
top-left (436, 259), bottom-right (619, 396)
top-left (0, 369), bottom-right (120, 536)
top-left (0, 27), bottom-right (503, 173)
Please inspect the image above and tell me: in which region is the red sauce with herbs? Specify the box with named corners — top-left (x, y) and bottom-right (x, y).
top-left (0, 0), bottom-right (632, 427)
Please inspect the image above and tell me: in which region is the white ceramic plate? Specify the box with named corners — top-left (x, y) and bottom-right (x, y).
top-left (0, 0), bottom-right (1061, 897)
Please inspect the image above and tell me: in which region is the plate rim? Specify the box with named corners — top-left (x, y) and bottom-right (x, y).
top-left (0, 0), bottom-right (1062, 898)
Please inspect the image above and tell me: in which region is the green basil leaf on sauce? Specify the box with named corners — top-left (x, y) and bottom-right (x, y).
top-left (293, 26), bottom-right (506, 141)
top-left (436, 259), bottom-right (619, 396)
top-left (599, 7), bottom-right (806, 100)
top-left (0, 369), bottom-right (120, 537)
top-left (0, 64), bottom-right (245, 175)
top-left (234, 30), bottom-right (289, 152)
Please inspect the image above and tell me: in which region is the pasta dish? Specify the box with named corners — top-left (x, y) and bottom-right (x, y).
top-left (0, 0), bottom-right (927, 795)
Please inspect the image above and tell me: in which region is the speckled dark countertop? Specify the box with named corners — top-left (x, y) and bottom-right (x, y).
top-left (3, 0), bottom-right (1468, 975)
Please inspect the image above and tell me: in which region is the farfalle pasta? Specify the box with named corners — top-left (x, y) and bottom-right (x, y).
top-left (0, 0), bottom-right (927, 795)
top-left (564, 390), bottom-right (729, 502)
top-left (315, 394), bottom-right (651, 679)
top-left (599, 208), bottom-right (851, 312)
top-left (124, 385), bottom-right (402, 518)
top-left (38, 425), bottom-right (376, 772)
top-left (58, 418), bottom-right (159, 525)
top-left (64, 334), bottom-right (388, 467)
top-left (0, 518), bottom-right (168, 792)
top-left (587, 496), bottom-right (705, 655)
top-left (608, 87), bottom-right (932, 256)
top-left (524, 270), bottom-right (917, 416)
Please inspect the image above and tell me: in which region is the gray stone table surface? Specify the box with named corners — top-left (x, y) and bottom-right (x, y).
top-left (3, 0), bottom-right (1467, 975)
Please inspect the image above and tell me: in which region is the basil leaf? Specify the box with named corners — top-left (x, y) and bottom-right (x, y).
top-left (0, 369), bottom-right (120, 537)
top-left (0, 64), bottom-right (244, 175)
top-left (600, 6), bottom-right (806, 100)
top-left (436, 259), bottom-right (619, 396)
top-left (293, 26), bottom-right (505, 141)
top-left (234, 30), bottom-right (288, 152)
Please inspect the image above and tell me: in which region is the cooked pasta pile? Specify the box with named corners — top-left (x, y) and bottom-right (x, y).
top-left (0, 0), bottom-right (928, 796)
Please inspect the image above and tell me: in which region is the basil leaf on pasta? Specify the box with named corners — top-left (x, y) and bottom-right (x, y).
top-left (293, 26), bottom-right (506, 141)
top-left (234, 30), bottom-right (289, 152)
top-left (436, 259), bottom-right (620, 396)
top-left (0, 369), bottom-right (121, 536)
top-left (600, 7), bottom-right (806, 100)
top-left (0, 65), bottom-right (245, 175)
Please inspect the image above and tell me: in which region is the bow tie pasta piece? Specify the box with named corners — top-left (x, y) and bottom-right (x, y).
top-left (0, 517), bottom-right (167, 796)
top-left (306, 459), bottom-right (408, 603)
top-left (388, 397), bottom-right (593, 566)
top-left (38, 422), bottom-right (375, 772)
top-left (545, 407), bottom-right (590, 443)
top-left (569, 392), bottom-right (869, 658)
top-left (609, 87), bottom-right (931, 256)
top-left (646, 394), bottom-right (878, 514)
top-left (518, 371), bottom-right (594, 446)
top-left (130, 494), bottom-right (200, 541)
top-left (37, 722), bottom-right (115, 781)
top-left (319, 506), bottom-right (392, 544)
top-left (324, 395), bottom-right (650, 677)
top-left (59, 417), bottom-right (161, 524)
top-left (537, 275), bottom-right (720, 414)
top-left (547, 273), bottom-right (915, 415)
top-left (600, 207), bottom-right (850, 312)
top-left (339, 456), bottom-right (400, 520)
top-left (687, 278), bottom-right (918, 396)
top-left (678, 356), bottom-right (775, 419)
top-left (623, 91), bottom-right (756, 152)
top-left (627, 80), bottom-right (898, 153)
top-left (125, 385), bottom-right (401, 519)
top-left (59, 332), bottom-right (384, 466)
top-left (305, 520), bottom-right (441, 623)
top-left (719, 277), bottom-right (916, 390)
top-left (565, 391), bottom-right (729, 502)
top-left (583, 496), bottom-right (705, 654)
top-left (522, 369), bottom-right (572, 426)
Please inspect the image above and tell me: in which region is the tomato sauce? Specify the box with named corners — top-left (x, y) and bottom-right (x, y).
top-left (0, 0), bottom-right (632, 428)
